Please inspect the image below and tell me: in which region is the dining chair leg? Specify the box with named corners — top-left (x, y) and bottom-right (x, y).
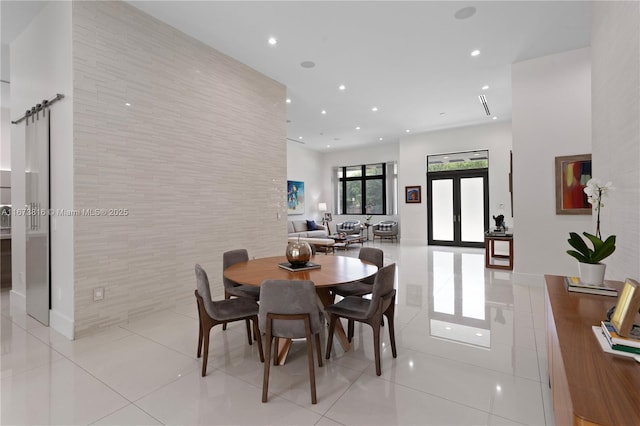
top-left (262, 319), bottom-right (273, 403)
top-left (223, 291), bottom-right (230, 331)
top-left (273, 337), bottom-right (280, 366)
top-left (201, 326), bottom-right (211, 377)
top-left (325, 314), bottom-right (336, 359)
top-left (372, 316), bottom-right (382, 376)
top-left (253, 317), bottom-right (265, 362)
top-left (304, 317), bottom-right (317, 404)
top-left (197, 318), bottom-right (203, 358)
top-left (314, 333), bottom-right (323, 367)
top-left (245, 319), bottom-right (253, 345)
top-left (386, 299), bottom-right (398, 358)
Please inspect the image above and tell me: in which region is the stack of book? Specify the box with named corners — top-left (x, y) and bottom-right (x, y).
top-left (564, 276), bottom-right (618, 297)
top-left (592, 320), bottom-right (640, 359)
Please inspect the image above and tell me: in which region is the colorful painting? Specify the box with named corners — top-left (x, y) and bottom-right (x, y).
top-left (287, 180), bottom-right (305, 215)
top-left (555, 154), bottom-right (592, 215)
top-left (405, 186), bottom-right (421, 203)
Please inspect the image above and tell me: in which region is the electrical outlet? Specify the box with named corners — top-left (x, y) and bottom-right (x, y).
top-left (93, 287), bottom-right (105, 301)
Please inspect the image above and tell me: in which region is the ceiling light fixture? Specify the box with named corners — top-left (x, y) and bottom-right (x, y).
top-left (482, 85), bottom-right (489, 90)
top-left (355, 126), bottom-right (361, 130)
top-left (321, 110), bottom-right (327, 115)
top-left (268, 37), bottom-right (277, 45)
top-left (379, 137), bottom-right (383, 141)
top-left (327, 145), bottom-right (331, 148)
top-left (371, 107), bottom-right (378, 112)
top-left (405, 129), bottom-right (411, 133)
top-left (492, 116), bottom-right (498, 120)
top-left (125, 103), bottom-right (131, 107)
top-left (298, 136), bottom-right (303, 140)
top-left (286, 98), bottom-right (291, 103)
top-left (471, 49), bottom-right (481, 57)
top-left (339, 84), bottom-right (346, 91)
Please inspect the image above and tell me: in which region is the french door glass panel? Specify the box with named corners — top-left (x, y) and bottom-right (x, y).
top-left (460, 177), bottom-right (485, 243)
top-left (432, 179), bottom-right (454, 241)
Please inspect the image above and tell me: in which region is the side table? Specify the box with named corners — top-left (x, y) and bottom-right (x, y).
top-left (484, 233), bottom-right (513, 270)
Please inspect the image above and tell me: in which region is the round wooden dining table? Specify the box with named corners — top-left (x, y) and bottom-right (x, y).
top-left (224, 255), bottom-right (378, 364)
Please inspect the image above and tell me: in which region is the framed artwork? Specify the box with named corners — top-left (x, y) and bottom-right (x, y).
top-left (555, 154), bottom-right (592, 215)
top-left (287, 180), bottom-right (305, 214)
top-left (405, 186), bottom-right (421, 203)
top-left (611, 278), bottom-right (640, 337)
top-left (323, 212), bottom-right (332, 222)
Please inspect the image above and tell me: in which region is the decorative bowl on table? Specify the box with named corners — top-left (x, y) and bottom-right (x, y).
top-left (286, 240), bottom-right (312, 266)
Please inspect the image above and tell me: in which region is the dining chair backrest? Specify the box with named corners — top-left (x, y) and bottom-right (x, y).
top-left (259, 280), bottom-right (322, 338)
top-left (366, 263), bottom-right (396, 318)
top-left (359, 247), bottom-right (384, 285)
top-left (223, 249), bottom-right (249, 290)
top-left (195, 263), bottom-right (215, 318)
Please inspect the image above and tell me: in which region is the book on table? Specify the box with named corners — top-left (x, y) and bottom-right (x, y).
top-left (564, 276), bottom-right (618, 297)
top-left (600, 320), bottom-right (640, 352)
top-left (592, 326), bottom-right (640, 360)
top-left (278, 261), bottom-right (321, 272)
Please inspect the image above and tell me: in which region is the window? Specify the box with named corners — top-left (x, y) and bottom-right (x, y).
top-left (337, 163), bottom-right (387, 215)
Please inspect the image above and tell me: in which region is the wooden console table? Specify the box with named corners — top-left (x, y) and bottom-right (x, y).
top-left (484, 233), bottom-right (513, 270)
top-left (545, 275), bottom-right (640, 426)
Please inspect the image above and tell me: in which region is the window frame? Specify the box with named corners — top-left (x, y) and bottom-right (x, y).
top-left (338, 163), bottom-right (387, 215)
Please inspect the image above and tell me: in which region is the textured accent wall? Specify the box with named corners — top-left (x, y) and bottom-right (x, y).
top-left (72, 1), bottom-right (286, 337)
top-left (592, 2), bottom-right (640, 282)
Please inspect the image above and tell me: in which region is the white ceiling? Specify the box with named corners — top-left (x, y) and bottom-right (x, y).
top-left (3, 1), bottom-right (592, 152)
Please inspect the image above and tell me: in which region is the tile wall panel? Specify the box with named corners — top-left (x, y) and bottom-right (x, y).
top-left (73, 1), bottom-right (287, 337)
top-left (592, 2), bottom-right (640, 281)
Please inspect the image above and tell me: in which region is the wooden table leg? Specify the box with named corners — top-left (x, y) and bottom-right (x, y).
top-left (316, 287), bottom-right (351, 352)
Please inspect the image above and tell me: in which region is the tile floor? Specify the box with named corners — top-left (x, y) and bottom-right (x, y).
top-left (1, 243), bottom-right (553, 425)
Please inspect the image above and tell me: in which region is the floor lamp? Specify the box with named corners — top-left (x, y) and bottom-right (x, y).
top-left (319, 203), bottom-right (331, 234)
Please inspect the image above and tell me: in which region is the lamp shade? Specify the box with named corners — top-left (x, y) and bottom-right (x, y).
top-left (318, 203), bottom-right (327, 212)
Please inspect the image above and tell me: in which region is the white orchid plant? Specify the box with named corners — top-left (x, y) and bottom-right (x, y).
top-left (566, 179), bottom-right (616, 264)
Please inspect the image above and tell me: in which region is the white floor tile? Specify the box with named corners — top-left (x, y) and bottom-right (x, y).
top-left (490, 376), bottom-right (546, 425)
top-left (136, 368), bottom-right (322, 425)
top-left (91, 404), bottom-right (163, 425)
top-left (71, 333), bottom-right (198, 401)
top-left (1, 321), bottom-right (64, 378)
top-left (1, 358), bottom-right (129, 425)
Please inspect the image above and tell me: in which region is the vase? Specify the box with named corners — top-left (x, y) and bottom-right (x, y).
top-left (286, 240), bottom-right (312, 266)
top-left (578, 262), bottom-right (606, 285)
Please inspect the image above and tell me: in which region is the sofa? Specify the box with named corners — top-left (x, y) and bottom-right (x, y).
top-left (288, 219), bottom-right (329, 238)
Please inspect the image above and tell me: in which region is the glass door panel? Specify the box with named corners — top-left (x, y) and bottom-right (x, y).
top-left (460, 177), bottom-right (485, 243)
top-left (431, 179), bottom-right (454, 242)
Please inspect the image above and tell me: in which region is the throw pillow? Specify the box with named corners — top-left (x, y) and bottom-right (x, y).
top-left (343, 223), bottom-right (354, 230)
top-left (379, 223), bottom-right (392, 231)
top-left (306, 220), bottom-right (318, 231)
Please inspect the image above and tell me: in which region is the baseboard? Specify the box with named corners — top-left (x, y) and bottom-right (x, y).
top-left (50, 309), bottom-right (74, 340)
top-left (9, 289), bottom-right (26, 308)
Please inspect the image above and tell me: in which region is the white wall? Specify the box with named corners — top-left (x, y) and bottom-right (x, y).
top-left (10, 1), bottom-right (74, 337)
top-left (398, 122), bottom-right (512, 244)
top-left (287, 141), bottom-right (324, 221)
top-left (591, 2), bottom-right (640, 281)
top-left (512, 48), bottom-right (591, 282)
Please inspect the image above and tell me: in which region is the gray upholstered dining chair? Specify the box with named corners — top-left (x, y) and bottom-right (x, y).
top-left (194, 264), bottom-right (264, 377)
top-left (325, 263), bottom-right (397, 376)
top-left (223, 249), bottom-right (260, 331)
top-left (259, 280), bottom-right (324, 404)
top-left (332, 247), bottom-right (383, 298)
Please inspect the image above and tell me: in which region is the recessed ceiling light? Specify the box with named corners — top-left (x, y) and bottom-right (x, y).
top-left (327, 145), bottom-right (331, 148)
top-left (445, 326), bottom-right (452, 330)
top-left (492, 116), bottom-right (498, 120)
top-left (298, 136), bottom-right (303, 140)
top-left (321, 110), bottom-right (327, 115)
top-left (300, 61), bottom-right (315, 68)
top-left (471, 49), bottom-right (481, 57)
top-left (286, 98), bottom-right (291, 103)
top-left (405, 129), bottom-right (411, 133)
top-left (371, 107), bottom-right (378, 112)
top-left (125, 103), bottom-right (131, 106)
top-left (379, 137), bottom-right (383, 141)
top-left (338, 84), bottom-right (346, 91)
top-left (268, 37), bottom-right (277, 45)
top-left (475, 332), bottom-right (483, 337)
top-left (474, 153), bottom-right (480, 156)
top-left (444, 156), bottom-right (449, 159)
top-left (454, 6), bottom-right (477, 20)
top-left (482, 85), bottom-right (489, 90)
top-left (355, 126), bottom-right (361, 130)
